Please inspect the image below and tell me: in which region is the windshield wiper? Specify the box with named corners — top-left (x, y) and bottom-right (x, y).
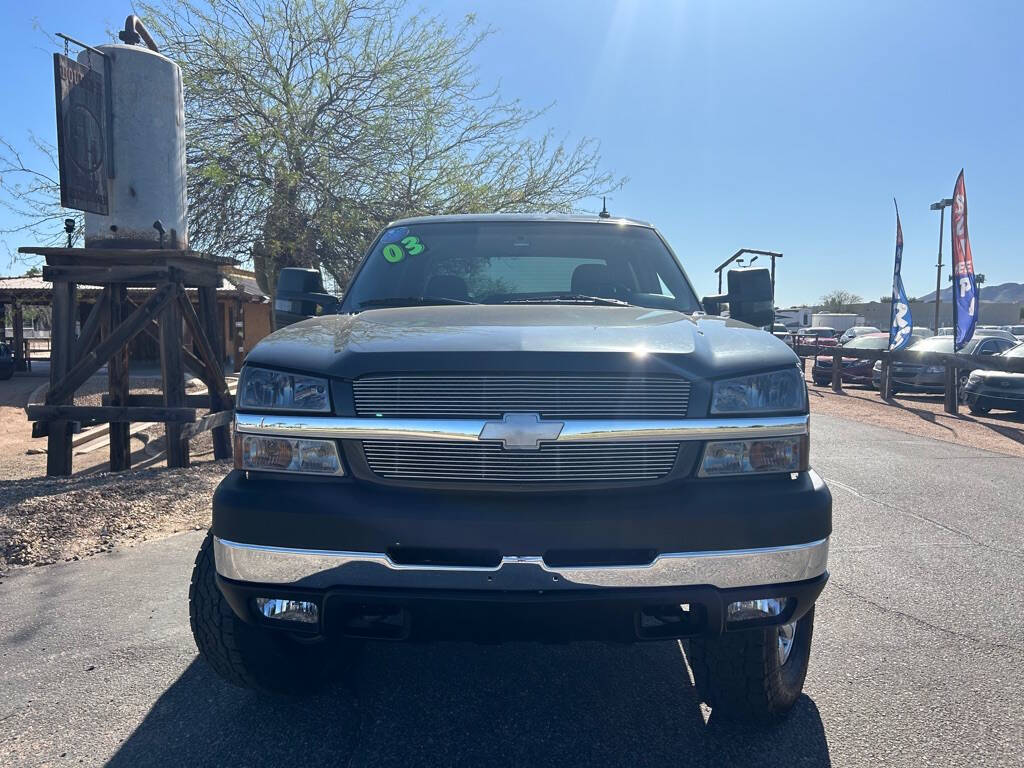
top-left (358, 296), bottom-right (479, 309)
top-left (502, 293), bottom-right (634, 307)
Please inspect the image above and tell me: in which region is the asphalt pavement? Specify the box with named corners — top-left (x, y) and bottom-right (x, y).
top-left (1, 413), bottom-right (1022, 767)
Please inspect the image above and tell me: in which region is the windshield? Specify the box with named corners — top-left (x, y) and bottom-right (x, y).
top-left (843, 336), bottom-right (888, 350)
top-left (341, 221), bottom-right (701, 312)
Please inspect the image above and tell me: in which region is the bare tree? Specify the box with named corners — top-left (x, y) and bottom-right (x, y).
top-left (819, 289), bottom-right (863, 312)
top-left (1, 0), bottom-right (623, 289)
top-left (141, 0), bottom-right (624, 289)
top-left (0, 135), bottom-right (83, 258)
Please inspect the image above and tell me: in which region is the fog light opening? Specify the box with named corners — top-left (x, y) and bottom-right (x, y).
top-left (255, 597), bottom-right (319, 624)
top-left (725, 597), bottom-right (794, 628)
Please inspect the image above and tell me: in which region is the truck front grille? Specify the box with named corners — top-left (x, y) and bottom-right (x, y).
top-left (362, 440), bottom-right (681, 483)
top-left (352, 375), bottom-right (691, 419)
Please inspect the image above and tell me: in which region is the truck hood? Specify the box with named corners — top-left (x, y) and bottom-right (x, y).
top-left (245, 305), bottom-right (797, 381)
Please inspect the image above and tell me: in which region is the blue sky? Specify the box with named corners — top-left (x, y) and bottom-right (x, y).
top-left (1, 0), bottom-right (1022, 307)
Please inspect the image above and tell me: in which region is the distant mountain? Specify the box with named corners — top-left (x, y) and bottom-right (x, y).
top-left (918, 281), bottom-right (1024, 303)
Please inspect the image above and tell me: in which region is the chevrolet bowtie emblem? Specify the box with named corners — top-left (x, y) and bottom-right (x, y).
top-left (478, 412), bottom-right (564, 450)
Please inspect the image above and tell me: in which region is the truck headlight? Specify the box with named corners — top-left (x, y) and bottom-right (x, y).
top-left (710, 368), bottom-right (805, 414)
top-left (699, 436), bottom-right (806, 477)
top-left (238, 367), bottom-right (330, 412)
top-left (236, 434), bottom-right (344, 475)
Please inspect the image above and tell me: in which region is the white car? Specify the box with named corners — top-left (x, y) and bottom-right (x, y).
top-left (1001, 324), bottom-right (1024, 341)
top-left (839, 325), bottom-right (881, 344)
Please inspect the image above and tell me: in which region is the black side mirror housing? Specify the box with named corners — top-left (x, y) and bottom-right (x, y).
top-left (702, 267), bottom-right (774, 328)
top-left (274, 267), bottom-right (340, 328)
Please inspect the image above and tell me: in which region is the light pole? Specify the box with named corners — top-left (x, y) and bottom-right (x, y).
top-left (930, 198), bottom-right (953, 332)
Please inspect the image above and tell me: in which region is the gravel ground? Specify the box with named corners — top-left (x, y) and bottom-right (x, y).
top-left (0, 460), bottom-right (227, 573)
top-left (805, 370), bottom-right (1024, 458)
top-left (0, 371), bottom-right (230, 575)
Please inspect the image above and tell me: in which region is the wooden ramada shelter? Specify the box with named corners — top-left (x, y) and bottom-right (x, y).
top-left (5, 247), bottom-right (270, 476)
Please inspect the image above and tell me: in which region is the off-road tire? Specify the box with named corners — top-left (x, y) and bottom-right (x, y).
top-left (189, 531), bottom-right (353, 694)
top-left (687, 607), bottom-right (815, 722)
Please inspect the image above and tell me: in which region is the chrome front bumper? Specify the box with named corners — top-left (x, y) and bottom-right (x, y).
top-left (213, 536), bottom-right (829, 592)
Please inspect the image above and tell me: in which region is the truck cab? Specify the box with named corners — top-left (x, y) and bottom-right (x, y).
top-left (189, 214), bottom-right (830, 722)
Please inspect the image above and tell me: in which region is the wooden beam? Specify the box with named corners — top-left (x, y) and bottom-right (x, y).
top-left (108, 283), bottom-right (131, 471)
top-left (28, 405), bottom-right (197, 423)
top-left (73, 287), bottom-right (110, 365)
top-left (160, 291), bottom-right (189, 468)
top-left (198, 285), bottom-right (233, 459)
top-left (179, 290), bottom-right (230, 399)
top-left (102, 392), bottom-right (231, 408)
top-left (42, 264), bottom-right (220, 288)
top-left (12, 303), bottom-right (24, 371)
top-left (129, 296), bottom-right (209, 381)
top-left (180, 409), bottom-right (234, 441)
top-left (46, 282), bottom-right (177, 406)
top-left (46, 282), bottom-right (76, 475)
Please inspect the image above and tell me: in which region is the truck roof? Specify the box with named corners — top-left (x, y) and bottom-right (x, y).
top-left (388, 213), bottom-right (653, 228)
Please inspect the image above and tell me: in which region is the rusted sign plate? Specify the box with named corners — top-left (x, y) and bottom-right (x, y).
top-left (53, 53), bottom-right (109, 215)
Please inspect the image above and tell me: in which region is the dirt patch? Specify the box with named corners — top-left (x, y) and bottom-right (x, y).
top-left (806, 372), bottom-right (1024, 457)
top-left (0, 460), bottom-right (227, 574)
top-left (0, 371), bottom-right (231, 574)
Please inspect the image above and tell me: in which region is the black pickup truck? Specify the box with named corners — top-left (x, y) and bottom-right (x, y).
top-left (190, 214), bottom-right (830, 722)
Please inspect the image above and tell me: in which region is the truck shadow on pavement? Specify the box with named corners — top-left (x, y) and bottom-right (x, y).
top-left (106, 640), bottom-right (831, 768)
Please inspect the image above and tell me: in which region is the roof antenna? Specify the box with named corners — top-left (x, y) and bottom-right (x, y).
top-left (599, 196), bottom-right (611, 219)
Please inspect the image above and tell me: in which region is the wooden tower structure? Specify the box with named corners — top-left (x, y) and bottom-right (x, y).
top-left (18, 246), bottom-right (234, 476)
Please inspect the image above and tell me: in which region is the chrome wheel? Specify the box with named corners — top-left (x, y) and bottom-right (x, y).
top-left (777, 621), bottom-right (797, 666)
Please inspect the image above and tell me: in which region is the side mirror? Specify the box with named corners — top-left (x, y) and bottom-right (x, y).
top-left (702, 267), bottom-right (774, 327)
top-left (274, 267), bottom-right (340, 328)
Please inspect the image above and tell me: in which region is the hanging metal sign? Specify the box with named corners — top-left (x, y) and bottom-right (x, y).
top-left (53, 53), bottom-right (109, 215)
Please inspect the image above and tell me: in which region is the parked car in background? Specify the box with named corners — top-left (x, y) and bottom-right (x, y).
top-left (1001, 324), bottom-right (1024, 341)
top-left (838, 325), bottom-right (881, 344)
top-left (964, 343), bottom-right (1024, 414)
top-left (811, 330), bottom-right (932, 387)
top-left (871, 335), bottom-right (1017, 396)
top-left (936, 326), bottom-right (1014, 342)
top-left (975, 328), bottom-right (1018, 343)
top-left (793, 326), bottom-right (839, 355)
top-left (771, 322), bottom-right (793, 346)
top-left (0, 341), bottom-right (14, 380)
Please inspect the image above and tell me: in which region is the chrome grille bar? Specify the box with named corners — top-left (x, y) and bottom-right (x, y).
top-left (234, 413), bottom-right (809, 444)
top-left (363, 441), bottom-right (680, 482)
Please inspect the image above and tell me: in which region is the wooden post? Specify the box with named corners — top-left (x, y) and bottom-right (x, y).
top-left (880, 357), bottom-right (892, 400)
top-left (46, 282), bottom-right (76, 475)
top-left (831, 348), bottom-right (843, 392)
top-left (0, 302), bottom-right (6, 344)
top-left (232, 299), bottom-right (244, 372)
top-left (12, 302), bottom-right (25, 372)
top-left (108, 284), bottom-right (132, 471)
top-left (943, 362), bottom-right (959, 415)
top-left (198, 286), bottom-right (232, 459)
top-left (160, 284), bottom-right (189, 468)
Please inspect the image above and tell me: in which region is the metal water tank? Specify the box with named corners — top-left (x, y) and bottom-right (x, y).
top-left (79, 44), bottom-right (187, 249)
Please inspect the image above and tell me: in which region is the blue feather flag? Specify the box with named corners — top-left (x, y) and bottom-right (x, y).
top-left (888, 201), bottom-right (913, 351)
